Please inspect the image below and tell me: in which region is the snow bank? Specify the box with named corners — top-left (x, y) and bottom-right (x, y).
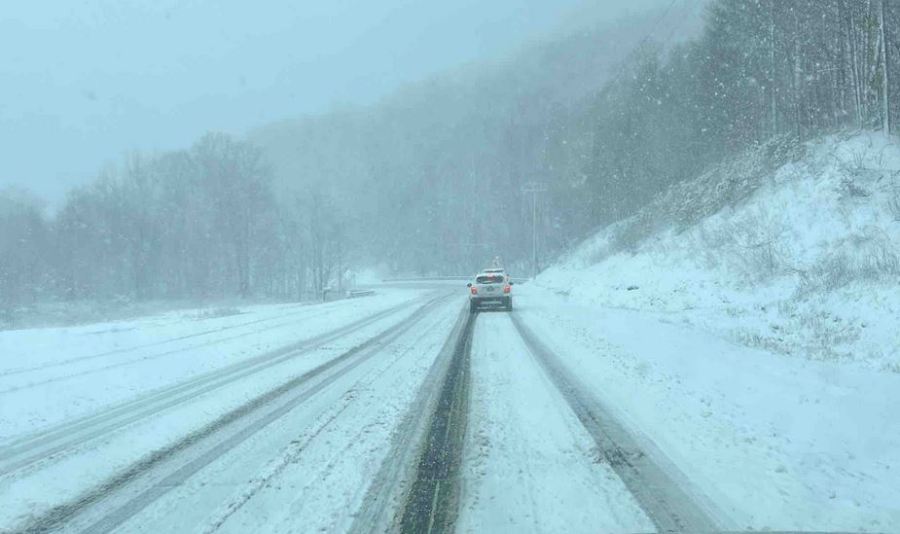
top-left (538, 131), bottom-right (900, 372)
top-left (513, 287), bottom-right (900, 531)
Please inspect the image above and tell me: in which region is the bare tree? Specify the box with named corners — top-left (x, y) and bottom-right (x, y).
top-left (0, 189), bottom-right (48, 322)
top-left (306, 188), bottom-right (345, 298)
top-left (193, 133), bottom-right (274, 298)
top-left (880, 0), bottom-right (892, 134)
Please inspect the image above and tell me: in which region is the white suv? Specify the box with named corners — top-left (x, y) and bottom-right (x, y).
top-left (467, 271), bottom-right (513, 312)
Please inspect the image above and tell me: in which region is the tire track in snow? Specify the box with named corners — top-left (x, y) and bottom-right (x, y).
top-left (0, 296), bottom-right (434, 478)
top-left (0, 299), bottom-right (400, 392)
top-left (0, 302), bottom-right (322, 378)
top-left (509, 312), bottom-right (721, 533)
top-left (199, 303), bottom-right (458, 534)
top-left (12, 295), bottom-right (450, 534)
top-left (396, 306), bottom-right (474, 534)
top-left (349, 305), bottom-right (471, 534)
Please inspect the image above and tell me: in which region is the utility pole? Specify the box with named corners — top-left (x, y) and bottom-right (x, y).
top-left (521, 182), bottom-right (547, 280)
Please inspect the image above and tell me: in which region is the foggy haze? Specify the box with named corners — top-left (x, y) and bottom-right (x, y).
top-left (0, 0), bottom-right (666, 205)
top-left (2, 2), bottom-right (900, 532)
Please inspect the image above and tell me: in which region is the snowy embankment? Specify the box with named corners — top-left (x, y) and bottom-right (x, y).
top-left (539, 132), bottom-right (900, 372)
top-left (519, 131), bottom-right (900, 530)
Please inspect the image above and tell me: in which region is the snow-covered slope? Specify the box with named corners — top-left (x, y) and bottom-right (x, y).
top-left (538, 132), bottom-right (900, 372)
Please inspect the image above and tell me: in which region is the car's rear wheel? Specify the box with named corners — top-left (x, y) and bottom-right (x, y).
top-left (505, 297), bottom-right (513, 312)
top-left (469, 300), bottom-right (478, 313)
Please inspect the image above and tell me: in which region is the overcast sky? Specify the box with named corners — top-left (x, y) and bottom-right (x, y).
top-left (0, 0), bottom-right (667, 205)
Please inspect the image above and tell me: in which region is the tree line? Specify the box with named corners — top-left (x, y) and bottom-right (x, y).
top-left (255, 0), bottom-right (900, 279)
top-left (549, 0), bottom-right (899, 234)
top-left (0, 133), bottom-right (347, 321)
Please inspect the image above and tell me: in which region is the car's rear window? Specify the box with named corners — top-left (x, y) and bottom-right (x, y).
top-left (476, 275), bottom-right (505, 284)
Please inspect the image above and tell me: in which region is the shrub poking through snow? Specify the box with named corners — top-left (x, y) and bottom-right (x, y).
top-left (599, 134), bottom-right (804, 260)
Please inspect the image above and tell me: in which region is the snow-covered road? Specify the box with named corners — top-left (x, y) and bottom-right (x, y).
top-left (458, 312), bottom-right (654, 533)
top-left (1, 282), bottom-right (898, 533)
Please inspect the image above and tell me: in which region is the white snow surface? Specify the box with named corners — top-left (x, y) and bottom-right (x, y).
top-left (511, 285), bottom-right (900, 531)
top-left (0, 274), bottom-right (897, 531)
top-left (520, 131), bottom-right (900, 530)
top-left (0, 289), bottom-right (427, 441)
top-left (459, 312), bottom-right (653, 533)
top-left (115, 297), bottom-right (464, 534)
top-left (538, 132), bottom-right (900, 372)
top-left (0, 288), bottom-right (433, 529)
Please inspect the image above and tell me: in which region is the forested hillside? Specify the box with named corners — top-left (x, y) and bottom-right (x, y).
top-left (255, 0), bottom-right (900, 277)
top-left (3, 0), bottom-right (900, 325)
top-left (252, 3), bottom-right (703, 274)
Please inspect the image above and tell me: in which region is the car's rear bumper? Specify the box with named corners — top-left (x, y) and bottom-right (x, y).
top-left (470, 296), bottom-right (510, 304)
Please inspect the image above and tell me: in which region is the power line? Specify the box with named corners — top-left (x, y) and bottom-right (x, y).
top-left (660, 0), bottom-right (698, 49)
top-left (638, 0), bottom-right (682, 50)
top-left (603, 0), bottom-right (688, 85)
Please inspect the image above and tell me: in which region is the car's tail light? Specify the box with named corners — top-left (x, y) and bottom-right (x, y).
top-left (503, 285), bottom-right (511, 294)
top-left (470, 287), bottom-right (478, 295)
